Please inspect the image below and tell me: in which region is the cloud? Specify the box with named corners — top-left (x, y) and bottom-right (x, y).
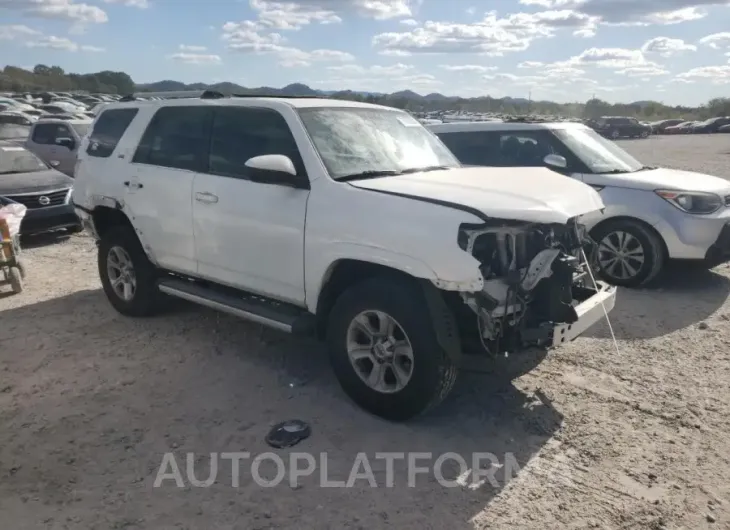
top-left (0, 0), bottom-right (108, 24)
top-left (247, 0), bottom-right (417, 30)
top-left (641, 36), bottom-right (696, 56)
top-left (617, 65), bottom-right (670, 76)
top-left (24, 35), bottom-right (104, 51)
top-left (565, 47), bottom-right (649, 68)
top-left (699, 32), bottom-right (730, 49)
top-left (517, 60), bottom-right (544, 67)
top-left (519, 0), bottom-right (728, 26)
top-left (400, 18), bottom-right (418, 25)
top-left (371, 9), bottom-right (598, 56)
top-left (179, 44), bottom-right (207, 52)
top-left (221, 20), bottom-right (354, 67)
top-left (103, 0), bottom-right (147, 7)
top-left (315, 62), bottom-right (441, 90)
top-left (439, 64), bottom-right (498, 72)
top-left (676, 64), bottom-right (730, 83)
top-left (0, 24), bottom-right (41, 40)
top-left (168, 52), bottom-right (222, 65)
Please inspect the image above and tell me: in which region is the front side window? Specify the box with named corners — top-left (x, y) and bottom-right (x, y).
top-left (551, 127), bottom-right (643, 174)
top-left (31, 123), bottom-right (60, 144)
top-left (297, 107), bottom-right (459, 180)
top-left (208, 107), bottom-right (305, 178)
top-left (0, 145), bottom-right (47, 174)
top-left (437, 130), bottom-right (563, 168)
top-left (133, 106), bottom-right (212, 172)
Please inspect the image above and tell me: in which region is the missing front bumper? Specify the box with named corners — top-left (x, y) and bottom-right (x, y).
top-left (551, 281), bottom-right (617, 347)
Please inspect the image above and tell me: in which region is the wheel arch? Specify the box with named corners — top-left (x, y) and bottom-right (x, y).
top-left (589, 215), bottom-right (669, 260)
top-left (314, 259), bottom-right (462, 361)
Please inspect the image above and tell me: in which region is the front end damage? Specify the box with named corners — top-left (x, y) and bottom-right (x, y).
top-left (448, 217), bottom-right (617, 355)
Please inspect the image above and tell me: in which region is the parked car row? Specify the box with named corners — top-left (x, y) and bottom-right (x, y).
top-left (651, 116), bottom-right (730, 134)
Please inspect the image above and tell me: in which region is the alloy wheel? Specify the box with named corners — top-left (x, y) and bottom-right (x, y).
top-left (597, 230), bottom-right (646, 281)
top-left (107, 245), bottom-right (137, 301)
top-left (345, 310), bottom-right (415, 394)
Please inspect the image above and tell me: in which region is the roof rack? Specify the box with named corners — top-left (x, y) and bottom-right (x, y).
top-left (199, 91), bottom-right (329, 100)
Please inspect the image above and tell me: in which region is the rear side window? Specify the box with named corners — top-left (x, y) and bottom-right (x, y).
top-left (86, 108), bottom-right (138, 158)
top-left (436, 131), bottom-right (502, 166)
top-left (208, 107), bottom-right (306, 178)
top-left (132, 106), bottom-right (212, 172)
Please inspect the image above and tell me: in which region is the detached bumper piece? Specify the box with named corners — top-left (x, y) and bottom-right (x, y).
top-left (21, 204), bottom-right (80, 235)
top-left (551, 281), bottom-right (617, 347)
top-left (704, 222), bottom-right (730, 268)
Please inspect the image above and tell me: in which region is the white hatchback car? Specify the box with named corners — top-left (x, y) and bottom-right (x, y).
top-left (430, 121), bottom-right (730, 287)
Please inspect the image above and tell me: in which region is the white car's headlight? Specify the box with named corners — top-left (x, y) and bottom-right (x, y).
top-left (655, 190), bottom-right (723, 214)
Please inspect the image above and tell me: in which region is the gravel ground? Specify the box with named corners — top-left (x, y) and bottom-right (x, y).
top-left (1, 135), bottom-right (730, 530)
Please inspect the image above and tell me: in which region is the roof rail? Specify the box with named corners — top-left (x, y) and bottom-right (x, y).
top-left (231, 93), bottom-right (328, 99)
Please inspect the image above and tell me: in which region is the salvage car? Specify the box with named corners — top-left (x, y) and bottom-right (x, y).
top-left (72, 94), bottom-right (616, 420)
top-left (0, 141), bottom-right (81, 235)
top-left (431, 120), bottom-right (730, 287)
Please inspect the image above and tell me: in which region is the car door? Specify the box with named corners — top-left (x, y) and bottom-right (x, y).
top-left (50, 122), bottom-right (79, 175)
top-left (126, 105), bottom-right (212, 275)
top-left (25, 122), bottom-right (58, 165)
top-left (192, 106), bottom-right (310, 305)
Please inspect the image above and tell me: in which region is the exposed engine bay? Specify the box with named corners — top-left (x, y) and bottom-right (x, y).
top-left (452, 217), bottom-right (600, 355)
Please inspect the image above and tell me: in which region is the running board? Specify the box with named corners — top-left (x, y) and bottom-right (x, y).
top-left (157, 278), bottom-right (315, 335)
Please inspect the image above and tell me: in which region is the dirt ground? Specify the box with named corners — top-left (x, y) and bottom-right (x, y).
top-left (2, 135), bottom-right (730, 530)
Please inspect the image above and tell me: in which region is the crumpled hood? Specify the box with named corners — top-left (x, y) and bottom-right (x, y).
top-left (348, 166), bottom-right (605, 224)
top-left (586, 167), bottom-right (730, 194)
top-left (0, 168), bottom-right (73, 195)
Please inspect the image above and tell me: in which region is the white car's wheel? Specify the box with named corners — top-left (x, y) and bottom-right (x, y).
top-left (591, 220), bottom-right (665, 287)
top-left (327, 276), bottom-right (458, 421)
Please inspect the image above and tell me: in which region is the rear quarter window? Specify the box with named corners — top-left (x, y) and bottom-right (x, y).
top-left (86, 108), bottom-right (139, 158)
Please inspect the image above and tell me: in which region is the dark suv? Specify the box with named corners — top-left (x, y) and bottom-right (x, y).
top-left (590, 116), bottom-right (652, 139)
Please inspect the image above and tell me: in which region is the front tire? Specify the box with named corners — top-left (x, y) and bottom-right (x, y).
top-left (326, 276), bottom-right (458, 421)
top-left (591, 219), bottom-right (665, 287)
top-left (610, 129), bottom-right (620, 140)
top-left (98, 226), bottom-right (165, 316)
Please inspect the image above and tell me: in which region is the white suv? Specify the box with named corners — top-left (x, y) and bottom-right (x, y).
top-left (72, 93), bottom-right (616, 420)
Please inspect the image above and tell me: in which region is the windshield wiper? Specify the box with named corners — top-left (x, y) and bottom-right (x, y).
top-left (399, 165), bottom-right (453, 174)
top-left (599, 169), bottom-right (631, 174)
top-left (337, 170), bottom-right (402, 182)
top-left (337, 166), bottom-right (453, 182)
top-left (635, 165), bottom-right (657, 171)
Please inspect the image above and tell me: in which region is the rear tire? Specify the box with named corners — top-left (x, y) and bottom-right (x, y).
top-left (326, 276), bottom-right (458, 421)
top-left (591, 219), bottom-right (665, 287)
top-left (610, 129), bottom-right (620, 139)
top-left (98, 226), bottom-right (165, 317)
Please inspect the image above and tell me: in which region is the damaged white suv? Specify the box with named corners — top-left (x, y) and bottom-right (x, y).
top-left (72, 93), bottom-right (617, 420)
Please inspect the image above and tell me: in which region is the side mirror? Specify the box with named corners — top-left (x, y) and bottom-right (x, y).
top-left (244, 154), bottom-right (302, 187)
top-left (544, 154), bottom-right (568, 170)
top-left (56, 137), bottom-right (75, 150)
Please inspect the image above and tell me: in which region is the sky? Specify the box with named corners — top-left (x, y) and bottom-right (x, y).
top-left (2, 0), bottom-right (730, 105)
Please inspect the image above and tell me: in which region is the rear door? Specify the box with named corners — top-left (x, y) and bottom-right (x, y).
top-left (126, 105), bottom-right (212, 275)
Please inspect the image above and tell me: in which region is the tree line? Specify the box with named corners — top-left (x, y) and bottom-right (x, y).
top-left (1, 63), bottom-right (728, 121)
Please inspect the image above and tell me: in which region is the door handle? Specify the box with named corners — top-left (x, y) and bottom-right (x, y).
top-left (195, 192), bottom-right (219, 204)
top-left (123, 181), bottom-right (143, 189)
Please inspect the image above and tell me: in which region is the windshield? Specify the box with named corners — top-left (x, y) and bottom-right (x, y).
top-left (0, 145), bottom-right (47, 174)
top-left (72, 122), bottom-right (90, 137)
top-left (297, 107), bottom-right (459, 180)
top-left (551, 127), bottom-right (643, 174)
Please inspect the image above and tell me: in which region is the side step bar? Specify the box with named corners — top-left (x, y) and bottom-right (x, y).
top-left (157, 278), bottom-right (315, 335)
